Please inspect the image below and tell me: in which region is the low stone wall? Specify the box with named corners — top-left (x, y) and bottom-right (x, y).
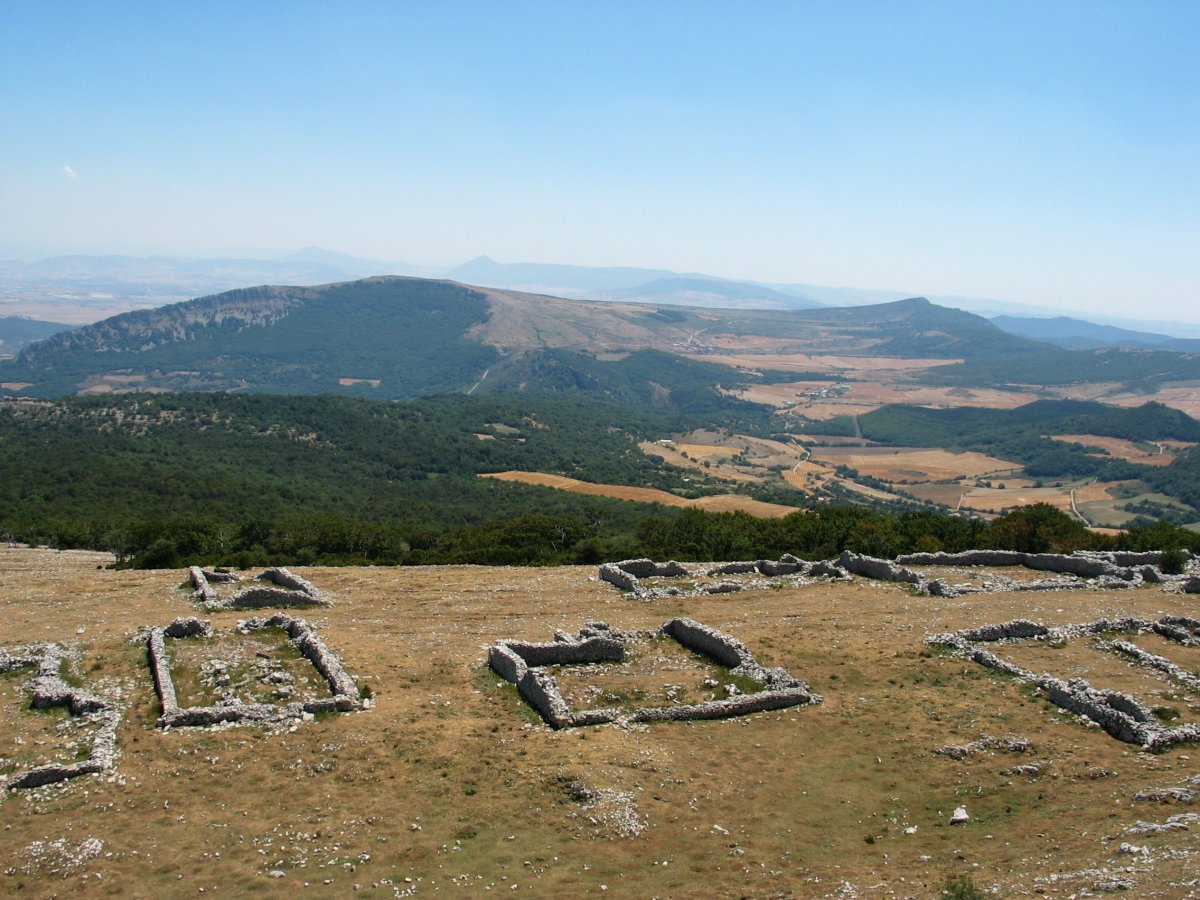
top-left (1156, 616), bottom-right (1200, 643)
top-left (164, 617), bottom-right (212, 639)
top-left (147, 627), bottom-right (179, 714)
top-left (497, 637), bottom-right (624, 668)
top-left (260, 567), bottom-right (324, 600)
top-left (897, 549), bottom-right (1146, 581)
top-left (148, 614), bottom-right (363, 729)
top-left (223, 587), bottom-right (316, 609)
top-left (837, 551), bottom-right (924, 586)
top-left (189, 566), bottom-right (328, 610)
top-left (598, 563), bottom-right (641, 593)
top-left (600, 548), bottom-right (1186, 601)
top-left (707, 561), bottom-right (759, 576)
top-left (758, 554), bottom-right (807, 576)
top-left (1, 643), bottom-right (120, 791)
top-left (518, 669), bottom-right (572, 727)
top-left (598, 555), bottom-right (848, 599)
top-left (628, 687), bottom-right (817, 724)
top-left (242, 614), bottom-right (361, 709)
top-left (927, 615), bottom-right (1200, 750)
top-left (489, 619), bottom-right (819, 729)
top-left (935, 735), bottom-right (1032, 760)
top-left (488, 643), bottom-right (529, 684)
top-left (1105, 640), bottom-right (1200, 692)
top-left (188, 566), bottom-right (218, 606)
top-left (598, 559), bottom-right (691, 596)
top-left (662, 617), bottom-right (748, 668)
top-left (607, 559), bottom-right (689, 579)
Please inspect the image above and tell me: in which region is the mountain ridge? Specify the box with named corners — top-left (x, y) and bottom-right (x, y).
top-left (0, 276), bottom-right (1071, 399)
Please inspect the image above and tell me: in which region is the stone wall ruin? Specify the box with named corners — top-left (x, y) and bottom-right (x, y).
top-left (489, 618), bottom-right (820, 729)
top-left (0, 644), bottom-right (121, 791)
top-left (189, 566), bottom-right (328, 610)
top-left (148, 614), bottom-right (364, 729)
top-left (599, 548), bottom-right (1193, 599)
top-left (927, 616), bottom-right (1200, 751)
top-left (598, 555), bottom-right (850, 599)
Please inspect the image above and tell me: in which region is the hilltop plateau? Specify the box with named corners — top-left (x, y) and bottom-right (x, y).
top-left (2, 545), bottom-right (1199, 896)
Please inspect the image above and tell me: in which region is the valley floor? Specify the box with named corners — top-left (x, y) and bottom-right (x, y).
top-left (1, 546), bottom-right (1199, 897)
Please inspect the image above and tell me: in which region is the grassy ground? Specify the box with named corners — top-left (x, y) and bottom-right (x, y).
top-left (1, 546), bottom-right (1199, 897)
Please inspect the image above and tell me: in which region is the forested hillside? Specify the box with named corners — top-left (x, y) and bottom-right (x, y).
top-left (1, 276), bottom-right (1060, 400)
top-left (2, 279), bottom-right (500, 398)
top-left (3, 392), bottom-right (1197, 568)
top-left (931, 346), bottom-right (1200, 388)
top-left (829, 400), bottom-right (1200, 512)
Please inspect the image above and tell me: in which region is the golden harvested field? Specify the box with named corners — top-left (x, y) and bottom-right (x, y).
top-left (1050, 383), bottom-right (1200, 417)
top-left (1075, 482), bottom-right (1120, 504)
top-left (675, 443), bottom-right (728, 459)
top-left (902, 483), bottom-right (972, 507)
top-left (806, 448), bottom-right (1019, 483)
top-left (3, 547), bottom-right (1200, 896)
top-left (684, 352), bottom-right (960, 375)
top-left (738, 381), bottom-right (1037, 416)
top-left (639, 441), bottom-right (757, 483)
top-left (953, 485), bottom-right (1076, 514)
top-left (1052, 434), bottom-right (1190, 467)
top-left (479, 471), bottom-right (797, 518)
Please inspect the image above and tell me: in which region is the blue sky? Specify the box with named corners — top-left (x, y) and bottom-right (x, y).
top-left (2, 1), bottom-right (1197, 321)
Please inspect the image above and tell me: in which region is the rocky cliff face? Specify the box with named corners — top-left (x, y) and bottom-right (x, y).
top-left (17, 285), bottom-right (310, 362)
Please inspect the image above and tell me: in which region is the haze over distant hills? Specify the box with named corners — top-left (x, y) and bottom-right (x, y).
top-left (991, 315), bottom-right (1200, 352)
top-left (6, 249), bottom-right (1200, 339)
top-left (0, 316), bottom-right (74, 357)
top-left (0, 276), bottom-right (1055, 400)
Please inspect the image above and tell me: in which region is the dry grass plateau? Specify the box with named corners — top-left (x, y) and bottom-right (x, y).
top-left (2, 547), bottom-right (1200, 897)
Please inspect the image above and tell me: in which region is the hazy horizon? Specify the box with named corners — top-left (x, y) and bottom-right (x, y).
top-left (3, 3), bottom-right (1197, 323)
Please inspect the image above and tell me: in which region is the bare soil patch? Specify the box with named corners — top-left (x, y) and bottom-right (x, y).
top-left (686, 351), bottom-right (960, 375)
